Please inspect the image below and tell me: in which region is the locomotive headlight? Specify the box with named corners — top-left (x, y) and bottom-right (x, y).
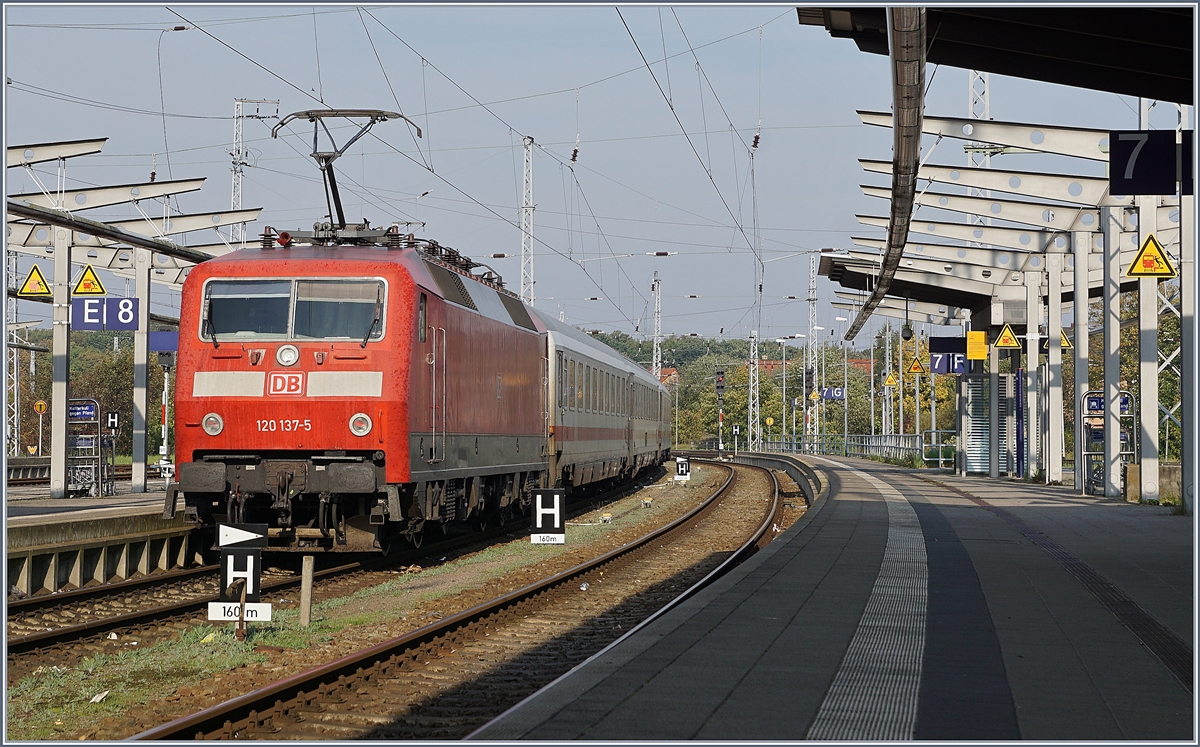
top-left (202, 412), bottom-right (224, 436)
top-left (349, 412), bottom-right (373, 437)
top-left (276, 344), bottom-right (300, 367)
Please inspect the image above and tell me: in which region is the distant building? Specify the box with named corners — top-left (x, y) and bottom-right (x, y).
top-left (754, 358), bottom-right (871, 378)
top-left (658, 367), bottom-right (679, 386)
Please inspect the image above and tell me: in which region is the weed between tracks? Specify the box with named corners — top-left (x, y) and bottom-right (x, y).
top-left (6, 467), bottom-right (728, 740)
top-left (6, 625), bottom-right (261, 741)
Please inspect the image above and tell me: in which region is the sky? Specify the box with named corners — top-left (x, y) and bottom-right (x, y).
top-left (4, 4), bottom-right (1184, 350)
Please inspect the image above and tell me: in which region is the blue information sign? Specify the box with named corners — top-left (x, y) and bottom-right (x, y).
top-left (1084, 393), bottom-right (1131, 416)
top-left (930, 352), bottom-right (966, 374)
top-left (71, 297), bottom-right (138, 331)
top-left (68, 401), bottom-right (97, 421)
top-left (149, 331), bottom-right (179, 351)
top-left (821, 387), bottom-right (845, 400)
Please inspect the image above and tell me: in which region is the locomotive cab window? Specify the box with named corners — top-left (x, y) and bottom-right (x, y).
top-left (201, 278), bottom-right (386, 342)
top-left (294, 280), bottom-right (384, 341)
top-left (204, 280), bottom-right (291, 339)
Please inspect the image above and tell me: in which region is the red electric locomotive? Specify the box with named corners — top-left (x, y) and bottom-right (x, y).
top-left (168, 109), bottom-right (670, 552)
top-left (170, 227), bottom-right (671, 551)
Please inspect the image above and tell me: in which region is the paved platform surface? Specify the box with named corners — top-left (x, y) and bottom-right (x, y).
top-left (472, 455), bottom-right (1194, 741)
top-left (5, 480), bottom-right (170, 525)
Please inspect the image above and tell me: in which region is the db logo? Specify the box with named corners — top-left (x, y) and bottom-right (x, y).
top-left (267, 371), bottom-right (305, 396)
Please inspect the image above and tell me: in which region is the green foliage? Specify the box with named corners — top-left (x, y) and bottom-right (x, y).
top-left (15, 327), bottom-right (174, 458)
top-left (6, 624), bottom-right (263, 740)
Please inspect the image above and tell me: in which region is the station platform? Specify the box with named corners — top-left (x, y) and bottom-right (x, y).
top-left (472, 455), bottom-right (1194, 741)
top-left (5, 480), bottom-right (170, 524)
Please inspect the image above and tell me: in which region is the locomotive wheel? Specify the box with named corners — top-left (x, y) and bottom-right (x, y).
top-left (408, 531), bottom-right (423, 548)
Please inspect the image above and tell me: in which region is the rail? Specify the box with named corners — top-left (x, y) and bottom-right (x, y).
top-left (677, 450), bottom-right (822, 509)
top-left (7, 459), bottom-right (163, 485)
top-left (134, 462), bottom-right (781, 740)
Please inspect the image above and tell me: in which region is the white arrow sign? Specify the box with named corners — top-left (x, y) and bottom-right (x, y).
top-left (219, 524), bottom-right (266, 547)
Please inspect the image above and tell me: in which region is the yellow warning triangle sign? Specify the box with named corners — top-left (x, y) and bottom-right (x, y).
top-left (907, 357), bottom-right (926, 374)
top-left (809, 390), bottom-right (820, 400)
top-left (17, 264), bottom-right (52, 298)
top-left (883, 371), bottom-right (899, 387)
top-left (994, 324), bottom-right (1022, 349)
top-left (1125, 233), bottom-right (1176, 278)
top-left (72, 264), bottom-right (107, 296)
top-left (1060, 330), bottom-right (1073, 349)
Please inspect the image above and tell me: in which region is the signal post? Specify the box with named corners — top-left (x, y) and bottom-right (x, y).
top-left (715, 368), bottom-right (725, 456)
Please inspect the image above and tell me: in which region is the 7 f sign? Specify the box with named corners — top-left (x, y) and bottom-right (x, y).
top-left (531, 490), bottom-right (565, 544)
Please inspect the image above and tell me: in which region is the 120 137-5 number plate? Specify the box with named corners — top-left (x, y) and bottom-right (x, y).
top-left (256, 419), bottom-right (312, 432)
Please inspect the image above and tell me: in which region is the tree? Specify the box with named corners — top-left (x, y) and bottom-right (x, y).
top-left (16, 329), bottom-right (171, 458)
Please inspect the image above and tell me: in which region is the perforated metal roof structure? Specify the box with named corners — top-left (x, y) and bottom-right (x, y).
top-left (798, 7), bottom-right (1193, 105)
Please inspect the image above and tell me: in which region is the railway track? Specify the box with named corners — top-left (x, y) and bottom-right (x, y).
top-left (5, 471), bottom-right (668, 681)
top-left (6, 463), bottom-right (164, 486)
top-left (133, 461), bottom-right (780, 740)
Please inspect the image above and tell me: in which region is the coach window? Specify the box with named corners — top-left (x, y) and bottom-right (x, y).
top-left (569, 360), bottom-right (577, 411)
top-left (576, 362), bottom-right (583, 409)
top-left (418, 293), bottom-right (427, 343)
top-left (557, 352), bottom-right (564, 407)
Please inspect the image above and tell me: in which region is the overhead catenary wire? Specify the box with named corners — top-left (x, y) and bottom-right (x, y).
top-left (312, 8), bottom-right (324, 103)
top-left (616, 8), bottom-right (756, 259)
top-left (357, 8), bottom-right (646, 320)
top-left (356, 7), bottom-right (429, 170)
top-left (167, 8), bottom-right (635, 325)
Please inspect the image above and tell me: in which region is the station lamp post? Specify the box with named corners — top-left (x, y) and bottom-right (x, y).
top-left (793, 333), bottom-right (806, 450)
top-left (813, 325), bottom-right (825, 449)
top-left (775, 334), bottom-right (805, 451)
top-left (835, 317), bottom-right (849, 456)
top-left (872, 331), bottom-right (882, 437)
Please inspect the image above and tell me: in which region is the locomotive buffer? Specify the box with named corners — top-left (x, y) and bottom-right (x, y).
top-left (209, 524), bottom-right (272, 623)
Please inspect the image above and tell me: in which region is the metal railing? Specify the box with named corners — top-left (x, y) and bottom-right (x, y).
top-left (698, 433), bottom-right (945, 465)
top-left (845, 434), bottom-right (923, 461)
top-left (922, 429), bottom-right (957, 469)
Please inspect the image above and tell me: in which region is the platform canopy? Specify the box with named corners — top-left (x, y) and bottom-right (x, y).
top-left (798, 7), bottom-right (1193, 105)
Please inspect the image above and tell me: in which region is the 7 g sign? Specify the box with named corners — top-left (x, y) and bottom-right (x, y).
top-left (71, 297), bottom-right (139, 331)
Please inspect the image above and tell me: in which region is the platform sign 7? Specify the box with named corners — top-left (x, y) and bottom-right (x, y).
top-left (930, 352), bottom-right (966, 374)
top-left (1110, 130), bottom-right (1192, 195)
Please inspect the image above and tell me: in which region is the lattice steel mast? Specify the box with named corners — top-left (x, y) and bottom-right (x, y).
top-left (967, 70), bottom-right (992, 242)
top-left (229, 99), bottom-right (278, 247)
top-left (652, 270), bottom-right (662, 377)
top-left (521, 136), bottom-right (535, 304)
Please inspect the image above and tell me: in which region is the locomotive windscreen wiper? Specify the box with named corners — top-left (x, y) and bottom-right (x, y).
top-left (202, 297), bottom-right (219, 348)
top-left (361, 284), bottom-right (382, 348)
